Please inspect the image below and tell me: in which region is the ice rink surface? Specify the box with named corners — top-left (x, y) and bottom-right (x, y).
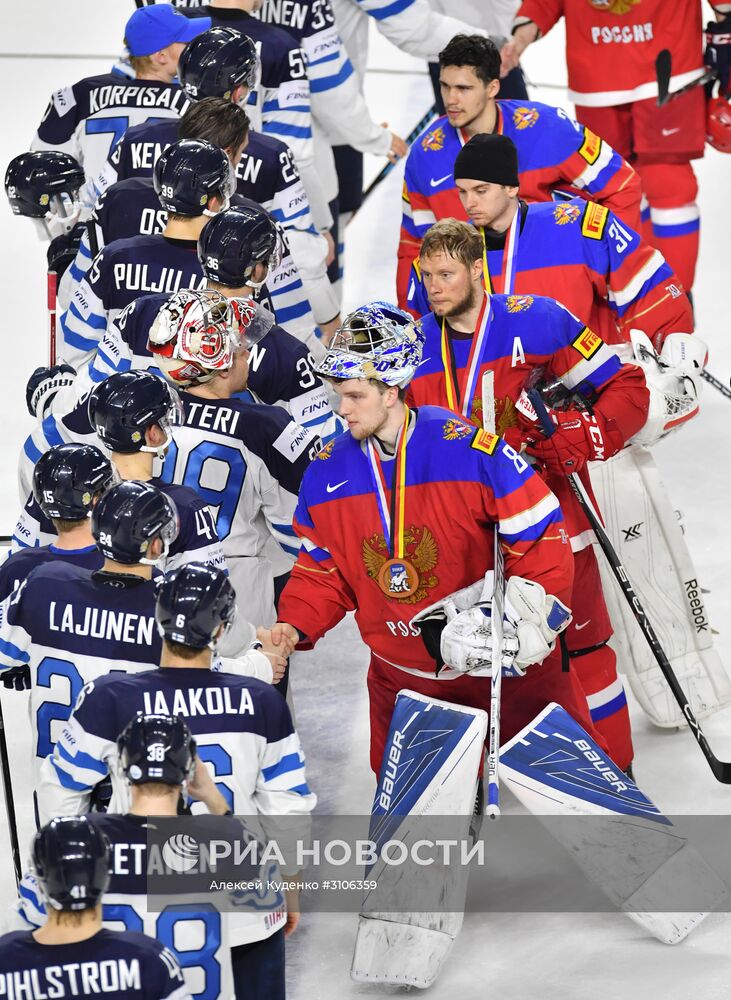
top-left (0, 3), bottom-right (730, 997)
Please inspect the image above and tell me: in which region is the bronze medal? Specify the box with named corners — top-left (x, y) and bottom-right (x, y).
top-left (377, 557), bottom-right (420, 600)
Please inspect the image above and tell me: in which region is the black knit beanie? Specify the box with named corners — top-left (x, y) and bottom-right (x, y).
top-left (453, 133), bottom-right (519, 186)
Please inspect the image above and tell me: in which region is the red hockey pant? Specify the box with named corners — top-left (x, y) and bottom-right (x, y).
top-left (576, 89), bottom-right (704, 292)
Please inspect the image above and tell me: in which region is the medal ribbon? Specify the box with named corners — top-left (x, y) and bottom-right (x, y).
top-left (440, 295), bottom-right (493, 419)
top-left (365, 406), bottom-right (410, 559)
top-left (481, 204), bottom-right (520, 295)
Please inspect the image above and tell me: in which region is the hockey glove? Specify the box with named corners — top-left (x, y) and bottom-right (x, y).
top-left (1, 664), bottom-right (31, 691)
top-left (514, 405), bottom-right (610, 475)
top-left (26, 364), bottom-right (76, 419)
top-left (629, 330), bottom-right (704, 445)
top-left (705, 15), bottom-right (731, 94)
top-left (425, 576), bottom-right (571, 677)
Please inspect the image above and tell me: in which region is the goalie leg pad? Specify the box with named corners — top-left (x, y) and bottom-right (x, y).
top-left (351, 690), bottom-right (487, 989)
top-left (500, 702), bottom-right (727, 944)
top-left (589, 445), bottom-right (731, 726)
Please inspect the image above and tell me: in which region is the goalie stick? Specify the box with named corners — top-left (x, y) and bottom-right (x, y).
top-left (351, 103), bottom-right (438, 219)
top-left (0, 698), bottom-right (21, 885)
top-left (655, 48), bottom-right (717, 106)
top-left (527, 388), bottom-right (731, 784)
top-left (48, 270), bottom-right (57, 366)
top-left (486, 526), bottom-right (505, 817)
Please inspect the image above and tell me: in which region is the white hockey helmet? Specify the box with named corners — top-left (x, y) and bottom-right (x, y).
top-left (315, 301), bottom-right (425, 389)
top-left (147, 289), bottom-right (271, 387)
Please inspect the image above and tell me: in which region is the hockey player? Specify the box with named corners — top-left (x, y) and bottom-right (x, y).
top-left (15, 713), bottom-right (290, 1000)
top-left (182, 1), bottom-right (336, 250)
top-left (396, 34), bottom-right (642, 307)
top-left (56, 100), bottom-right (319, 352)
top-left (30, 3), bottom-right (209, 206)
top-left (2, 444), bottom-right (111, 600)
top-left (406, 133), bottom-right (696, 350)
top-left (150, 27), bottom-right (340, 338)
top-left (408, 221), bottom-right (650, 770)
top-left (4, 150), bottom-right (85, 242)
top-left (252, 0), bottom-right (407, 284)
top-left (0, 816), bottom-right (191, 1000)
top-left (271, 302), bottom-right (611, 775)
top-left (146, 289), bottom-right (320, 626)
top-left (38, 560), bottom-right (313, 838)
top-left (58, 138), bottom-right (234, 368)
top-left (0, 480), bottom-right (178, 788)
top-left (506, 1), bottom-right (731, 290)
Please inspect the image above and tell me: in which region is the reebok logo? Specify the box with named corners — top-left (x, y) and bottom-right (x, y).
top-left (326, 480), bottom-right (348, 493)
top-left (684, 578), bottom-right (709, 633)
top-left (430, 173), bottom-right (452, 187)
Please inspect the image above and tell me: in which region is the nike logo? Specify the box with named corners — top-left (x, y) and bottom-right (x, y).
top-left (430, 173), bottom-right (452, 188)
top-left (575, 621), bottom-right (590, 631)
top-left (661, 127), bottom-right (680, 137)
top-left (326, 480), bottom-right (348, 493)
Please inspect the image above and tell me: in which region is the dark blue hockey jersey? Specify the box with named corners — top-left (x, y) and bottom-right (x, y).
top-left (0, 540), bottom-right (102, 601)
top-left (86, 291), bottom-right (340, 442)
top-left (32, 72), bottom-right (190, 207)
top-left (0, 927), bottom-right (189, 1000)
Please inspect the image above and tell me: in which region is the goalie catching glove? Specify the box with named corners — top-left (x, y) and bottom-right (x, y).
top-left (411, 574), bottom-right (571, 677)
top-left (623, 330), bottom-right (705, 446)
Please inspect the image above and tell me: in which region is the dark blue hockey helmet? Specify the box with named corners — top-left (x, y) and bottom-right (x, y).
top-left (156, 562), bottom-right (236, 649)
top-left (32, 816), bottom-right (112, 912)
top-left (4, 150), bottom-right (84, 220)
top-left (198, 205), bottom-right (282, 287)
top-left (118, 713), bottom-right (196, 786)
top-left (92, 480), bottom-right (179, 565)
top-left (32, 442), bottom-right (115, 521)
top-left (88, 370), bottom-right (183, 455)
top-left (153, 138), bottom-right (234, 217)
top-left (179, 26), bottom-right (259, 101)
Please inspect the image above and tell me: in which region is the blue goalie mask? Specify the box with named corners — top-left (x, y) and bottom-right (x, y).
top-left (314, 301), bottom-right (424, 389)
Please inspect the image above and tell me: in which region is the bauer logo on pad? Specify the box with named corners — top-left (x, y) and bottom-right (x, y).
top-left (572, 326), bottom-right (602, 360)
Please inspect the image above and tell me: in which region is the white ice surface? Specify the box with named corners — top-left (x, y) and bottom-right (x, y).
top-left (0, 5), bottom-right (730, 997)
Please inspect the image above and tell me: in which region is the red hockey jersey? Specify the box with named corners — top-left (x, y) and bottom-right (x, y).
top-left (406, 294), bottom-right (649, 548)
top-left (397, 100), bottom-right (641, 305)
top-left (406, 198), bottom-right (693, 347)
top-left (515, 0), bottom-right (728, 107)
top-left (278, 405), bottom-right (573, 676)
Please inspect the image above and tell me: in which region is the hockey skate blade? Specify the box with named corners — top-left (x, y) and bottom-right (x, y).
top-left (351, 914), bottom-right (459, 988)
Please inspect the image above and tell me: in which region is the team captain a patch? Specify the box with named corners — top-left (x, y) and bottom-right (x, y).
top-left (572, 326), bottom-right (602, 360)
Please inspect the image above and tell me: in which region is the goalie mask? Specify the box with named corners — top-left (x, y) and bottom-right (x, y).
top-left (315, 301), bottom-right (425, 388)
top-left (148, 288), bottom-right (268, 387)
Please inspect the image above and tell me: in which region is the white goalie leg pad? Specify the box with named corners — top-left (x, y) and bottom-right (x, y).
top-left (500, 703), bottom-right (727, 944)
top-left (589, 444), bottom-right (731, 727)
top-left (351, 690), bottom-right (487, 989)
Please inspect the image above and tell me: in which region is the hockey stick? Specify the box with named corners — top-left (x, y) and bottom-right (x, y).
top-left (701, 368), bottom-right (731, 401)
top-left (486, 529), bottom-right (506, 817)
top-left (48, 271), bottom-right (57, 366)
top-left (527, 388), bottom-right (731, 783)
top-left (655, 48), bottom-right (716, 106)
top-left (353, 103), bottom-right (439, 216)
top-left (0, 697), bottom-right (21, 884)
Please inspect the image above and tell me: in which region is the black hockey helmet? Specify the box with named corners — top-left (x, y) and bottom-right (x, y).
top-left (179, 26), bottom-right (259, 101)
top-left (88, 370), bottom-right (183, 454)
top-left (198, 205), bottom-right (282, 287)
top-left (32, 442), bottom-right (114, 521)
top-left (4, 150), bottom-right (85, 220)
top-left (118, 713), bottom-right (196, 786)
top-left (32, 816), bottom-right (112, 912)
top-left (92, 480), bottom-right (179, 565)
top-left (153, 138), bottom-right (234, 217)
top-left (156, 562), bottom-right (236, 649)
